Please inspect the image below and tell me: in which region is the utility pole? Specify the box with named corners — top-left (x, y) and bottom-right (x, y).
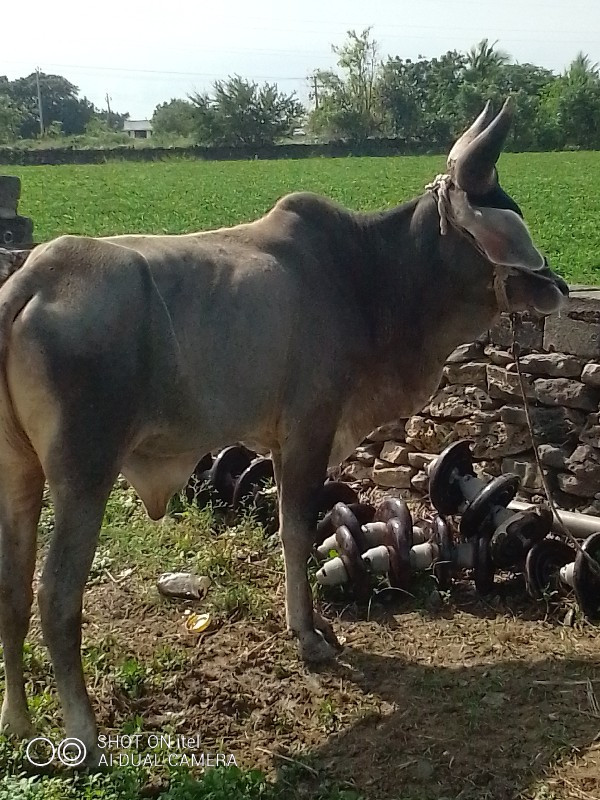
top-left (312, 74), bottom-right (319, 110)
top-left (35, 67), bottom-right (44, 135)
top-left (105, 93), bottom-right (112, 126)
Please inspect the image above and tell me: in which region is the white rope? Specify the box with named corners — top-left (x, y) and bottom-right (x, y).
top-left (425, 173), bottom-right (511, 313)
top-left (424, 173), bottom-right (453, 236)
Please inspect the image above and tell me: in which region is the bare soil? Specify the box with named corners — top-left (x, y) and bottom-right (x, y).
top-left (70, 572), bottom-right (600, 800)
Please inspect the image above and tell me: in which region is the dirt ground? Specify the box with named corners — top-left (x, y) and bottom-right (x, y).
top-left (13, 487), bottom-right (599, 800)
top-left (61, 570), bottom-right (599, 800)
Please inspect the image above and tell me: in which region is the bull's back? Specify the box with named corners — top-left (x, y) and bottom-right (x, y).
top-left (100, 226), bottom-right (342, 447)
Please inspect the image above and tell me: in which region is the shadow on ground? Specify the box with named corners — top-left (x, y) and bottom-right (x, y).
top-left (281, 649), bottom-right (600, 800)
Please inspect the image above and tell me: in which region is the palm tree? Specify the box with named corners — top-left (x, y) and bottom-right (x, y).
top-left (466, 39), bottom-right (511, 79)
top-left (565, 51), bottom-right (599, 85)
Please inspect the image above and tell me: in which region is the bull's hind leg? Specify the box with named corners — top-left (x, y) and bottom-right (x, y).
top-left (0, 451), bottom-right (44, 738)
top-left (38, 461), bottom-right (119, 763)
top-left (277, 430), bottom-right (341, 663)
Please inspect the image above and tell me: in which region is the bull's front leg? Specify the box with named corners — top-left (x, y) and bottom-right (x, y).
top-left (276, 438), bottom-right (341, 662)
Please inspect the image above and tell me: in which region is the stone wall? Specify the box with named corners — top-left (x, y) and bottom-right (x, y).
top-left (0, 137), bottom-right (441, 167)
top-left (342, 288), bottom-right (600, 516)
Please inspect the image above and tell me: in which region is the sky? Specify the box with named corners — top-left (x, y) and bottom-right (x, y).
top-left (4, 0), bottom-right (600, 120)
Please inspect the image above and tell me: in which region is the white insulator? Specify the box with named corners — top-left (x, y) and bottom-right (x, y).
top-left (362, 521), bottom-right (388, 546)
top-left (316, 523), bottom-right (428, 561)
top-left (316, 557), bottom-right (349, 586)
top-left (412, 526), bottom-right (428, 545)
top-left (410, 542), bottom-right (436, 571)
top-left (362, 545), bottom-right (390, 573)
top-left (454, 541), bottom-right (475, 569)
top-left (460, 473), bottom-right (485, 503)
top-left (559, 561), bottom-right (575, 588)
top-left (316, 535), bottom-right (339, 560)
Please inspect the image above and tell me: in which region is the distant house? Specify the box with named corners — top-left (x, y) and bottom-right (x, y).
top-left (123, 120), bottom-right (153, 139)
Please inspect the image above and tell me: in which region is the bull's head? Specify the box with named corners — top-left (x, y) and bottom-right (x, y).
top-left (441, 97), bottom-right (568, 315)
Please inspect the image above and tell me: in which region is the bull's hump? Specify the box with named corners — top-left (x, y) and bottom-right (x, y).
top-left (268, 191), bottom-right (355, 242)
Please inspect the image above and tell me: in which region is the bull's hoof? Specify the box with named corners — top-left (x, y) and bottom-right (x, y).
top-left (0, 707), bottom-right (35, 740)
top-left (298, 630), bottom-right (338, 663)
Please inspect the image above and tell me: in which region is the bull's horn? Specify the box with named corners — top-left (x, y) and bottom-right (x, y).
top-left (454, 96), bottom-right (514, 195)
top-left (447, 100), bottom-right (495, 170)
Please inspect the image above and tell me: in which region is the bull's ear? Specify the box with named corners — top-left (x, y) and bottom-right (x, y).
top-left (449, 190), bottom-right (545, 271)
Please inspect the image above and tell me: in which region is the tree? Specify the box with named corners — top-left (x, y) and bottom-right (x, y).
top-left (152, 99), bottom-right (197, 138)
top-left (7, 72), bottom-right (95, 137)
top-left (465, 39), bottom-right (510, 81)
top-left (308, 28), bottom-right (383, 140)
top-left (188, 76), bottom-right (303, 146)
top-left (540, 54), bottom-right (600, 149)
top-left (379, 51), bottom-right (466, 146)
top-left (0, 94), bottom-right (24, 143)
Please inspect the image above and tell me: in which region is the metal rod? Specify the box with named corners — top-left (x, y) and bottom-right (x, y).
top-left (508, 500), bottom-right (600, 539)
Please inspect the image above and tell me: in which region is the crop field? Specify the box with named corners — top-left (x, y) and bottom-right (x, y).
top-left (0, 152), bottom-right (599, 800)
top-left (3, 150), bottom-right (600, 286)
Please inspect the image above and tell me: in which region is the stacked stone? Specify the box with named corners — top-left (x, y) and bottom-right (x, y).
top-left (341, 290), bottom-right (600, 516)
top-left (0, 175), bottom-right (34, 248)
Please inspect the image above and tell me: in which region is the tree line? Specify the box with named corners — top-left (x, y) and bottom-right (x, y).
top-left (2, 30), bottom-right (600, 151)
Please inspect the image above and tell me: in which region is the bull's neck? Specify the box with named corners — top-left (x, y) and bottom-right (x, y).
top-left (358, 194), bottom-right (498, 369)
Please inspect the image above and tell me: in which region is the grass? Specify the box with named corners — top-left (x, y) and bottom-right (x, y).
top-left (1, 152), bottom-right (599, 798)
top-left (1, 483), bottom-right (599, 799)
top-left (1, 487), bottom-right (363, 799)
top-left (2, 150), bottom-right (600, 285)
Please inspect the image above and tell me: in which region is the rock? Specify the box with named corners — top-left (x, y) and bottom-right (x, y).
top-left (372, 461), bottom-right (416, 489)
top-left (487, 365), bottom-right (536, 400)
top-left (533, 378), bottom-right (600, 411)
top-left (580, 413), bottom-right (600, 446)
top-left (410, 470), bottom-right (429, 493)
top-left (484, 346), bottom-right (513, 366)
top-left (442, 362), bottom-right (488, 386)
top-left (157, 573), bottom-right (211, 600)
top-left (407, 451), bottom-right (437, 469)
top-left (425, 589), bottom-right (443, 612)
top-left (353, 445), bottom-right (380, 466)
top-left (500, 405), bottom-right (585, 444)
top-left (454, 420), bottom-right (530, 459)
top-left (379, 442), bottom-right (412, 465)
top-left (446, 342), bottom-right (484, 363)
top-left (581, 501), bottom-right (600, 517)
top-left (537, 443), bottom-right (573, 470)
top-left (490, 312), bottom-right (544, 351)
top-left (367, 421), bottom-right (408, 442)
top-left (557, 473), bottom-right (599, 498)
top-left (551, 489), bottom-right (590, 511)
top-left (501, 454), bottom-right (544, 490)
top-left (341, 462), bottom-right (374, 482)
top-left (563, 445), bottom-right (600, 495)
top-left (506, 352), bottom-right (582, 378)
top-left (544, 313), bottom-right (600, 360)
top-left (429, 385), bottom-right (494, 419)
top-left (473, 460), bottom-right (501, 480)
top-left (405, 416), bottom-right (459, 454)
top-left (567, 443), bottom-right (600, 466)
top-left (581, 363), bottom-right (600, 388)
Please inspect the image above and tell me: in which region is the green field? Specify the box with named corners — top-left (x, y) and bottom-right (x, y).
top-left (3, 151), bottom-right (600, 286)
top-left (1, 152), bottom-right (600, 800)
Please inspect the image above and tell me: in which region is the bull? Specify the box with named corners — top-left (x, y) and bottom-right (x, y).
top-left (0, 98), bottom-right (567, 763)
